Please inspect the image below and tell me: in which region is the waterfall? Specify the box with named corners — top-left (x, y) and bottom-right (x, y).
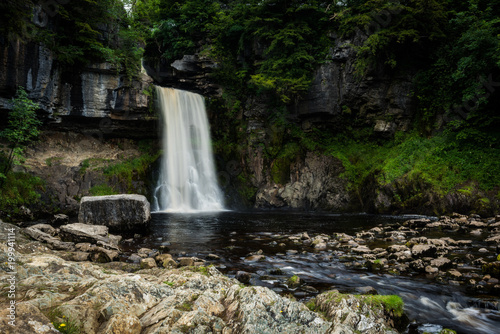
top-left (153, 87), bottom-right (224, 212)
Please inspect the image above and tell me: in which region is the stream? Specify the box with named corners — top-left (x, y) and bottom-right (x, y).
top-left (124, 211), bottom-right (500, 334)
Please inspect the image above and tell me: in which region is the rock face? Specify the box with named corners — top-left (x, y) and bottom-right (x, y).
top-left (0, 40), bottom-right (157, 138)
top-left (292, 34), bottom-right (414, 134)
top-left (78, 195), bottom-right (151, 232)
top-left (255, 152), bottom-right (350, 210)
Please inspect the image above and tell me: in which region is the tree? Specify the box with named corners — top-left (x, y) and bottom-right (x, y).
top-left (0, 87), bottom-right (41, 185)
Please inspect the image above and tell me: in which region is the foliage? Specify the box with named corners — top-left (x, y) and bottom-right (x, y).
top-left (0, 0), bottom-right (35, 41)
top-left (89, 184), bottom-right (117, 196)
top-left (0, 171), bottom-right (44, 217)
top-left (0, 87), bottom-right (41, 183)
top-left (45, 307), bottom-right (81, 334)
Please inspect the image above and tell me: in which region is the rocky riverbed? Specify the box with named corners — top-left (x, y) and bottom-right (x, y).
top-left (0, 219), bottom-right (408, 334)
top-left (1, 211), bottom-right (499, 334)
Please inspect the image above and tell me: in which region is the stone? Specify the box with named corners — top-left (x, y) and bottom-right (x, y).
top-left (178, 257), bottom-right (195, 266)
top-left (140, 258), bottom-right (157, 269)
top-left (30, 223), bottom-right (57, 236)
top-left (0, 302), bottom-right (60, 334)
top-left (100, 314), bottom-right (141, 334)
top-left (411, 244), bottom-right (437, 258)
top-left (430, 257), bottom-right (452, 270)
top-left (23, 227), bottom-right (75, 251)
top-left (155, 254), bottom-right (178, 268)
top-left (447, 269), bottom-right (463, 279)
top-left (52, 213), bottom-right (69, 225)
top-left (236, 271), bottom-right (252, 284)
top-left (78, 195), bottom-right (151, 232)
top-left (59, 223), bottom-right (109, 244)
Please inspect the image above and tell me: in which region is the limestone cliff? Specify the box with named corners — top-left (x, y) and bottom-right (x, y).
top-left (0, 39), bottom-right (157, 138)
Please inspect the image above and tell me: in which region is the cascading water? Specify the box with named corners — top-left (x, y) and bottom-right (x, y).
top-left (153, 87), bottom-right (224, 212)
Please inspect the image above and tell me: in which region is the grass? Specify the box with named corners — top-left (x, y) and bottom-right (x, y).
top-left (45, 307), bottom-right (81, 334)
top-left (321, 291), bottom-right (405, 318)
top-left (0, 171), bottom-right (44, 216)
top-left (89, 184), bottom-right (117, 196)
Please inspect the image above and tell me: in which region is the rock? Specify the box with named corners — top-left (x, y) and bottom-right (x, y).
top-left (178, 257), bottom-right (195, 267)
top-left (59, 223), bottom-right (109, 244)
top-left (430, 257), bottom-right (452, 270)
top-left (91, 247), bottom-right (120, 263)
top-left (411, 244), bottom-right (437, 258)
top-left (388, 245), bottom-right (409, 253)
top-left (236, 271), bottom-right (252, 284)
top-left (155, 254), bottom-right (178, 268)
top-left (138, 248), bottom-right (157, 258)
top-left (286, 275), bottom-right (303, 288)
top-left (66, 251), bottom-right (91, 262)
top-left (140, 258), bottom-right (157, 269)
top-left (355, 286), bottom-right (378, 295)
top-left (447, 269), bottom-right (463, 279)
top-left (78, 195), bottom-right (151, 232)
top-left (23, 227), bottom-right (75, 251)
top-left (30, 223), bottom-right (57, 236)
top-left (313, 290), bottom-right (405, 333)
top-left (352, 245), bottom-right (371, 254)
top-left (52, 213), bottom-right (69, 225)
top-left (0, 302), bottom-right (60, 333)
top-left (425, 266), bottom-right (439, 274)
top-left (100, 314), bottom-right (141, 334)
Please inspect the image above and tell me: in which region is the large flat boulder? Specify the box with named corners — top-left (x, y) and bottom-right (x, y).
top-left (79, 194), bottom-right (151, 232)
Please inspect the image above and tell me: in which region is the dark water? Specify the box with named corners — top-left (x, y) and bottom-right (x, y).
top-left (125, 211), bottom-right (500, 334)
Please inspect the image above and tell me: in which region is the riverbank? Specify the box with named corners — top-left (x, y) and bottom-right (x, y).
top-left (0, 219), bottom-right (406, 334)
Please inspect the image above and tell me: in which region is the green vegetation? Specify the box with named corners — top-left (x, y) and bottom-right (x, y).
top-left (0, 88), bottom-right (43, 218)
top-left (322, 291), bottom-right (405, 318)
top-left (0, 87), bottom-right (41, 183)
top-left (45, 307), bottom-right (81, 334)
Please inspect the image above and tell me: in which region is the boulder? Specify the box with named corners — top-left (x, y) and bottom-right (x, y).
top-left (59, 223), bottom-right (109, 244)
top-left (78, 195), bottom-right (151, 232)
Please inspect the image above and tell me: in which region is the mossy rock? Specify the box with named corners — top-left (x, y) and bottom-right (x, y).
top-left (482, 261), bottom-right (500, 278)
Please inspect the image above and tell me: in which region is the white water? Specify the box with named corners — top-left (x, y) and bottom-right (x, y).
top-left (153, 87), bottom-right (224, 213)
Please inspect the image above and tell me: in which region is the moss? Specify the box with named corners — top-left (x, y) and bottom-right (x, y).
top-left (89, 184), bottom-right (117, 196)
top-left (482, 262), bottom-right (500, 278)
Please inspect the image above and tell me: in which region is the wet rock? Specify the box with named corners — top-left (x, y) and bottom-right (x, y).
top-left (52, 213), bottom-right (70, 225)
top-left (410, 259), bottom-right (426, 272)
top-left (482, 262), bottom-right (500, 278)
top-left (236, 271), bottom-right (252, 284)
top-left (411, 244), bottom-right (437, 258)
top-left (388, 245), bottom-right (409, 253)
top-left (245, 255), bottom-right (266, 262)
top-left (425, 266), bottom-right (439, 274)
top-left (286, 275), bottom-right (303, 288)
top-left (355, 286), bottom-right (378, 295)
top-left (430, 257), bottom-right (452, 270)
top-left (447, 269), bottom-right (463, 279)
top-left (78, 194), bottom-right (151, 232)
